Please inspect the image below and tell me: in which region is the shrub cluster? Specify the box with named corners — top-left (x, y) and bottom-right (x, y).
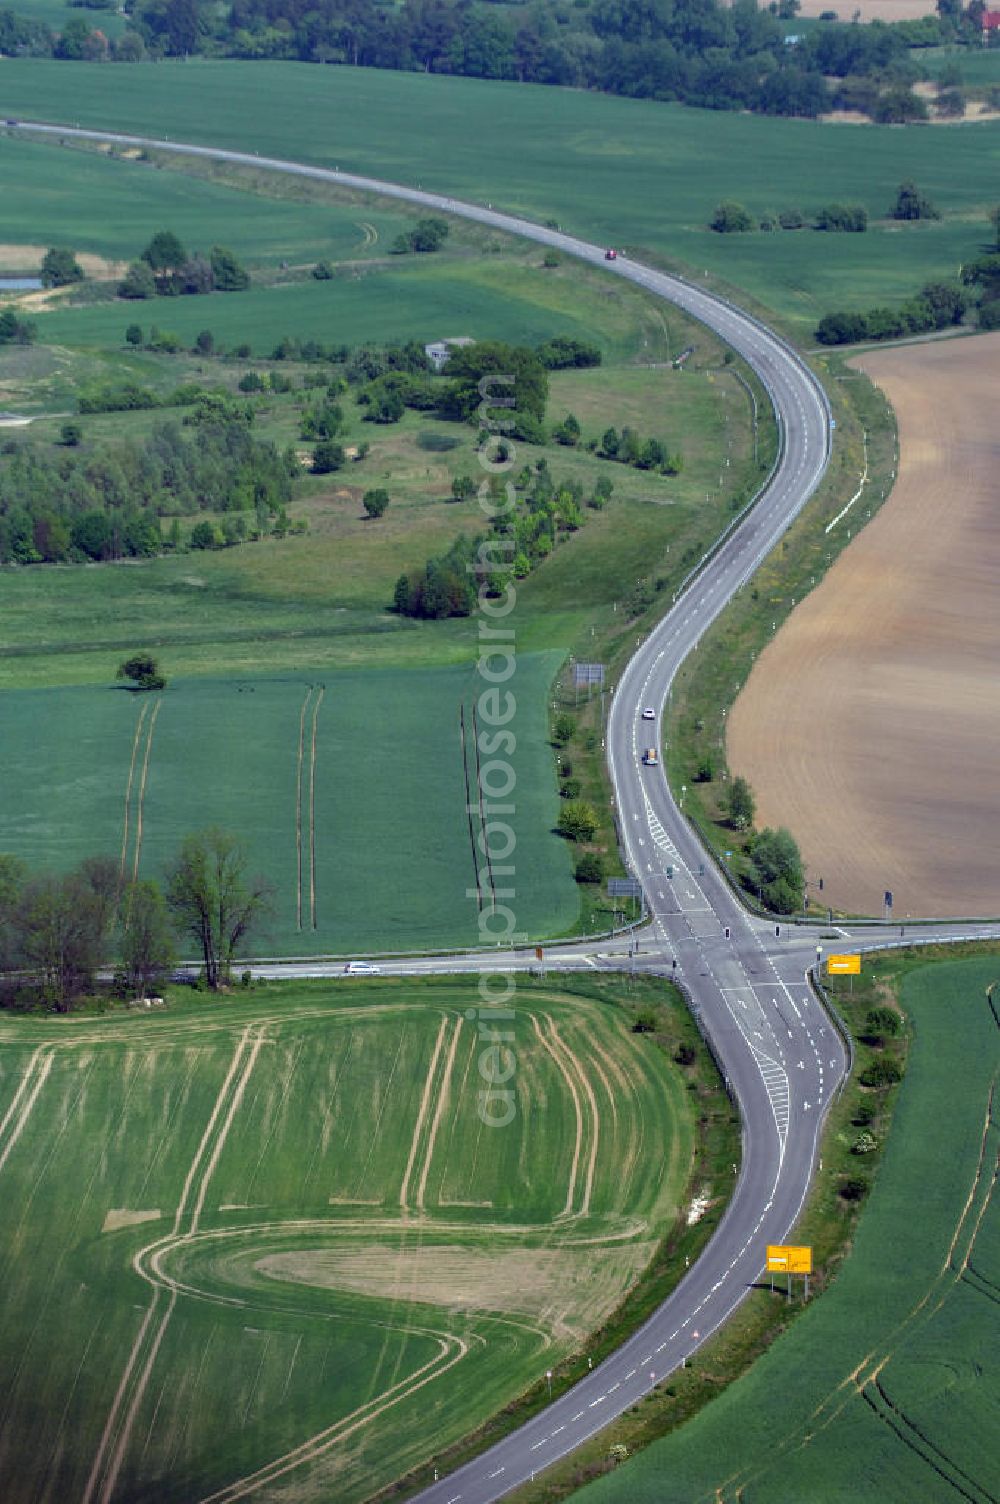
top-left (815, 280), bottom-right (966, 346)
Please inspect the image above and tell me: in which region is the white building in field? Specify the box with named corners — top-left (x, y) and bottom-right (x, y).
top-left (424, 336), bottom-right (475, 371)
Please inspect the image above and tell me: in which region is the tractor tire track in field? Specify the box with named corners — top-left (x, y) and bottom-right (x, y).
top-left (308, 686), bottom-right (324, 930)
top-left (416, 1015), bottom-right (463, 1214)
top-left (547, 1018), bottom-right (601, 1220)
top-left (118, 698), bottom-right (162, 922)
top-left (399, 1015), bottom-right (449, 1217)
top-left (84, 1025), bottom-right (266, 1504)
top-left (459, 704), bottom-right (482, 912)
top-left (862, 1372), bottom-right (993, 1504)
top-left (131, 698), bottom-right (162, 888)
top-left (294, 686), bottom-right (324, 931)
top-left (714, 1078), bottom-right (998, 1504)
top-left (119, 703), bottom-right (149, 888)
top-left (470, 699), bottom-right (497, 905)
top-left (0, 1046), bottom-right (54, 1176)
top-left (530, 1014), bottom-right (585, 1221)
top-left (295, 688), bottom-right (310, 931)
top-left (196, 1322), bottom-right (468, 1504)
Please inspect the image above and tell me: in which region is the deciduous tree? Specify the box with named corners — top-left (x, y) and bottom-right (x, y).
top-left (121, 879), bottom-right (175, 998)
top-left (166, 828), bottom-right (272, 989)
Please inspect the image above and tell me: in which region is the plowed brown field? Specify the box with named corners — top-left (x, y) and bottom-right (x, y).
top-left (727, 334), bottom-right (1000, 918)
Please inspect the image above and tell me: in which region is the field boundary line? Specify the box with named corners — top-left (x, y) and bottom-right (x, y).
top-left (399, 1015), bottom-right (449, 1216)
top-left (308, 685), bottom-right (324, 930)
top-left (295, 687), bottom-right (310, 931)
top-left (531, 1013), bottom-right (584, 1220)
top-left (417, 1015), bottom-right (463, 1214)
top-left (130, 698), bottom-right (162, 888)
top-left (119, 702), bottom-right (149, 887)
top-left (0, 1047), bottom-right (53, 1176)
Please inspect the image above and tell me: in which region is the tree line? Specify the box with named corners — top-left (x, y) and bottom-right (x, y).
top-left (0, 827), bottom-right (272, 1011)
top-left (1, 0), bottom-right (989, 120)
top-left (394, 458), bottom-right (610, 619)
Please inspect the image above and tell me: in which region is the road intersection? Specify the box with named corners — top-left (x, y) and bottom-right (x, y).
top-left (7, 117), bottom-right (999, 1503)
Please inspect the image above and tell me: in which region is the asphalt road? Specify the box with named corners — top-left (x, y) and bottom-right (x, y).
top-left (9, 118), bottom-right (1000, 1504)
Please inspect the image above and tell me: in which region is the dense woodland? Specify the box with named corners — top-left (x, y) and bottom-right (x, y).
top-left (0, 0), bottom-right (993, 119)
top-left (0, 403), bottom-right (295, 563)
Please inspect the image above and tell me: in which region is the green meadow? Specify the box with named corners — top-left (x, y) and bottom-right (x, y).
top-left (2, 61), bottom-right (999, 331)
top-left (577, 955), bottom-right (1000, 1504)
top-left (0, 978), bottom-right (695, 1503)
top-left (0, 656), bottom-right (583, 953)
top-left (34, 256), bottom-right (635, 356)
top-left (0, 130), bottom-right (411, 268)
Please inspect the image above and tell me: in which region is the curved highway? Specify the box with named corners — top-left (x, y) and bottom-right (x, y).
top-left (3, 120), bottom-right (980, 1504)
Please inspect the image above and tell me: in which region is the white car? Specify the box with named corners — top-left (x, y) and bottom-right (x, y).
top-left (344, 961), bottom-right (381, 975)
top-left (641, 707), bottom-right (656, 720)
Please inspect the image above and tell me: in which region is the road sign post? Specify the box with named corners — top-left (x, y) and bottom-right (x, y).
top-left (766, 1244), bottom-right (812, 1302)
top-left (827, 954), bottom-right (860, 993)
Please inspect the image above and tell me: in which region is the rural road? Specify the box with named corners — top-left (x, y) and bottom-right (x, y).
top-left (8, 119), bottom-right (1000, 1504)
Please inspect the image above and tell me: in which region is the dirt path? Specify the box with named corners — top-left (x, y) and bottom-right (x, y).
top-left (728, 335), bottom-right (1000, 917)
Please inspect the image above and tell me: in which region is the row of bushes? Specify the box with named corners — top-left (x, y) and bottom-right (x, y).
top-left (815, 279), bottom-right (966, 346)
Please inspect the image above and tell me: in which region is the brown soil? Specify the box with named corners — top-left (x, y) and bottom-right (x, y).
top-left (257, 1240), bottom-right (654, 1344)
top-left (102, 1208), bottom-right (161, 1233)
top-left (797, 0), bottom-right (932, 16)
top-left (727, 333), bottom-right (1000, 918)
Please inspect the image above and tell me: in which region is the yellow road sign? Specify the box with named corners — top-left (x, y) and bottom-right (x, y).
top-left (827, 954), bottom-right (861, 976)
top-left (766, 1244), bottom-right (812, 1274)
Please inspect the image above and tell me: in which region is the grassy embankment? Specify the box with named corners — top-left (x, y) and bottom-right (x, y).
top-left (0, 972), bottom-right (724, 1504)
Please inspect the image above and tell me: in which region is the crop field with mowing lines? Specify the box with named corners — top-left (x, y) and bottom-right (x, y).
top-left (0, 979), bottom-right (694, 1504)
top-left (577, 954), bottom-right (1000, 1504)
top-left (0, 656), bottom-right (578, 954)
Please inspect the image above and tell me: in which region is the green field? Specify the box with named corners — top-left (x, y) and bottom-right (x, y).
top-left (0, 657), bottom-right (587, 953)
top-left (0, 977), bottom-right (696, 1502)
top-left (12, 0), bottom-right (128, 35)
top-left (2, 61), bottom-right (1000, 331)
top-left (33, 255), bottom-right (644, 356)
top-left (575, 955), bottom-right (1000, 1504)
top-left (0, 131), bottom-right (413, 268)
